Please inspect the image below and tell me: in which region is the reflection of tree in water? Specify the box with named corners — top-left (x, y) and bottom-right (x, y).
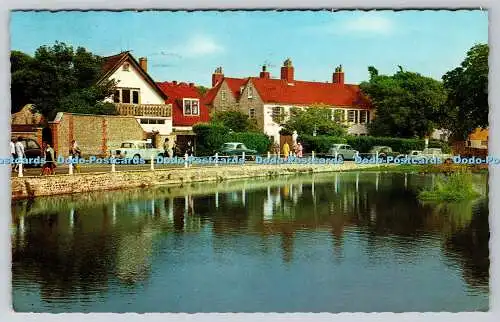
top-left (442, 199), bottom-right (489, 290)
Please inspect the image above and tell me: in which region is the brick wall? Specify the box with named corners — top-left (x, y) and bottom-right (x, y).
top-left (50, 113), bottom-right (146, 157)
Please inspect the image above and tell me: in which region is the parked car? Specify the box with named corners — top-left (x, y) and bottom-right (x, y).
top-left (327, 144), bottom-right (358, 161)
top-left (408, 150), bottom-right (422, 157)
top-left (369, 146), bottom-right (399, 160)
top-left (217, 142), bottom-right (258, 160)
top-left (12, 137), bottom-right (43, 167)
top-left (112, 140), bottom-right (164, 161)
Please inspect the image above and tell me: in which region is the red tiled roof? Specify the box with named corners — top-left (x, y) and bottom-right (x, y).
top-left (157, 81), bottom-right (203, 101)
top-left (101, 52), bottom-right (128, 77)
top-left (204, 76), bottom-right (371, 108)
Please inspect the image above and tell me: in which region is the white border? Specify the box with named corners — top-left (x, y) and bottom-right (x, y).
top-left (1, 1), bottom-right (497, 322)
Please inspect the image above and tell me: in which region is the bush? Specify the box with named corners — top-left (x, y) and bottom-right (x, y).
top-left (193, 123), bottom-right (271, 156)
top-left (298, 134), bottom-right (450, 154)
top-left (419, 172), bottom-right (480, 202)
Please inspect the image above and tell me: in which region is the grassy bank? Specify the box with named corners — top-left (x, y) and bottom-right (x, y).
top-left (349, 163), bottom-right (488, 174)
top-left (418, 172), bottom-right (480, 202)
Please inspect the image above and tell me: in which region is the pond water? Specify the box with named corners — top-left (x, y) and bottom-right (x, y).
top-left (11, 172), bottom-right (489, 313)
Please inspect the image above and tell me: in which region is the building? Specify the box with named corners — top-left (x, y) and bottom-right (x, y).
top-left (156, 81), bottom-right (210, 151)
top-left (11, 104), bottom-right (47, 146)
top-left (467, 128), bottom-right (488, 149)
top-left (99, 51), bottom-right (173, 144)
top-left (204, 59), bottom-right (374, 144)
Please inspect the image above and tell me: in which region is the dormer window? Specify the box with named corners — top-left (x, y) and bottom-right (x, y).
top-left (183, 98), bottom-right (200, 116)
top-left (123, 62), bottom-right (130, 71)
top-left (248, 86), bottom-right (253, 99)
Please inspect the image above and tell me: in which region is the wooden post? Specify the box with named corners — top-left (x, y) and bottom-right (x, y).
top-left (68, 156), bottom-right (73, 175)
top-left (215, 153), bottom-right (219, 167)
top-left (184, 152), bottom-right (188, 168)
top-left (312, 151), bottom-right (315, 160)
top-left (267, 151), bottom-right (271, 159)
top-left (18, 163), bottom-right (23, 177)
top-left (150, 154), bottom-right (155, 171)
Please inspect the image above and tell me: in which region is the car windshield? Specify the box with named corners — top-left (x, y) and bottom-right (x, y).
top-left (121, 143), bottom-right (134, 148)
top-left (331, 144), bottom-right (343, 149)
top-left (223, 143), bottom-right (237, 149)
top-left (146, 143), bottom-right (153, 149)
top-left (237, 144), bottom-right (247, 149)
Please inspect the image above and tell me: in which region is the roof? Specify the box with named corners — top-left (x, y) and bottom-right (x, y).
top-left (469, 128), bottom-right (488, 141)
top-left (98, 51), bottom-right (168, 100)
top-left (204, 76), bottom-right (371, 108)
top-left (156, 81), bottom-right (203, 101)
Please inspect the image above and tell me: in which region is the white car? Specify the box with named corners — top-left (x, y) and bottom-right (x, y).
top-left (112, 140), bottom-right (164, 161)
top-left (420, 148), bottom-right (453, 160)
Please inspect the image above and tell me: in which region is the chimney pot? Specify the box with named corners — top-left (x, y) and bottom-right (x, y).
top-left (173, 81), bottom-right (177, 85)
top-left (280, 58), bottom-right (294, 82)
top-left (189, 82), bottom-right (194, 87)
top-left (212, 66), bottom-right (224, 87)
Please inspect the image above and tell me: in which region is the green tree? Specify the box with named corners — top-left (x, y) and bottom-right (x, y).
top-left (442, 44), bottom-right (489, 140)
top-left (279, 104), bottom-right (347, 137)
top-left (360, 66), bottom-right (447, 138)
top-left (211, 110), bottom-right (258, 132)
top-left (196, 85), bottom-right (209, 96)
top-left (11, 42), bottom-right (116, 118)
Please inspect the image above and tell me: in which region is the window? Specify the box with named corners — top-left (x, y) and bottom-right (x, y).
top-left (113, 90), bottom-right (120, 103)
top-left (360, 110), bottom-right (368, 124)
top-left (132, 91), bottom-right (139, 104)
top-left (272, 106), bottom-right (283, 119)
top-left (121, 143), bottom-right (133, 148)
top-left (137, 143), bottom-right (146, 149)
top-left (240, 86), bottom-right (244, 95)
top-left (183, 99), bottom-right (200, 116)
top-left (140, 118), bottom-right (166, 124)
top-left (221, 90), bottom-right (226, 101)
top-left (347, 110), bottom-right (356, 123)
top-left (248, 86), bottom-right (253, 99)
top-left (26, 140), bottom-right (39, 149)
top-left (249, 108), bottom-right (256, 119)
top-left (333, 109), bottom-right (344, 122)
top-left (122, 89), bottom-right (131, 103)
top-left (123, 63), bottom-right (130, 71)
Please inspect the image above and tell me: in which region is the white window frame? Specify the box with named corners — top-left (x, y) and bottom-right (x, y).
top-left (183, 98), bottom-right (200, 116)
top-left (360, 110), bottom-right (368, 124)
top-left (248, 86), bottom-right (253, 99)
top-left (347, 110), bottom-right (356, 123)
top-left (113, 88), bottom-right (140, 104)
top-left (272, 106), bottom-right (284, 120)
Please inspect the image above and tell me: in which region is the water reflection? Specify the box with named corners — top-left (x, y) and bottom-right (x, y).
top-left (11, 172), bottom-right (489, 312)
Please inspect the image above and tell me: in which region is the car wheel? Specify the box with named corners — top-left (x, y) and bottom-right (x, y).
top-left (337, 154), bottom-right (344, 162)
top-left (133, 154), bottom-right (141, 164)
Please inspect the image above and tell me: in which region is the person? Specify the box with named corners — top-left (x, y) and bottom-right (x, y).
top-left (273, 142), bottom-right (280, 156)
top-left (164, 138), bottom-right (174, 158)
top-left (163, 138), bottom-right (169, 156)
top-left (186, 141), bottom-right (193, 156)
top-left (70, 140), bottom-right (81, 172)
top-left (40, 142), bottom-right (50, 175)
top-left (10, 139), bottom-right (16, 169)
top-left (292, 142), bottom-right (298, 157)
top-left (44, 143), bottom-right (56, 175)
top-left (282, 141), bottom-right (290, 159)
top-left (14, 137), bottom-right (25, 173)
top-left (297, 142), bottom-right (303, 158)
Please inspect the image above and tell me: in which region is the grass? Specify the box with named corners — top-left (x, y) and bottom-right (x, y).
top-left (418, 172), bottom-right (480, 202)
top-left (351, 163), bottom-right (488, 174)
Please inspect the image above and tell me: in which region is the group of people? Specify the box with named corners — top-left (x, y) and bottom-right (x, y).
top-left (273, 141), bottom-right (304, 158)
top-left (163, 138), bottom-right (194, 157)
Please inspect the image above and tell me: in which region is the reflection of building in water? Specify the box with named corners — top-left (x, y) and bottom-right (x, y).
top-left (115, 227), bottom-right (154, 284)
top-left (281, 230), bottom-right (295, 263)
top-left (263, 186), bottom-right (282, 221)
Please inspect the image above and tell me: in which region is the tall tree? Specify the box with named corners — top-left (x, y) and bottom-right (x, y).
top-left (360, 66), bottom-right (447, 138)
top-left (211, 110), bottom-right (259, 132)
top-left (442, 43), bottom-right (489, 140)
top-left (11, 42), bottom-right (117, 119)
top-left (278, 104), bottom-right (347, 137)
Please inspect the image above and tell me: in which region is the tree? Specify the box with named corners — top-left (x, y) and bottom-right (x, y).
top-left (279, 104), bottom-right (347, 137)
top-left (196, 85), bottom-right (209, 96)
top-left (11, 42), bottom-right (116, 119)
top-left (360, 66), bottom-right (448, 138)
top-left (211, 110), bottom-right (258, 132)
top-left (442, 44), bottom-right (489, 140)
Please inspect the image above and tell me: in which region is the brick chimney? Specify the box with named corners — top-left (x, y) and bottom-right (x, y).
top-left (260, 65), bottom-right (270, 79)
top-left (189, 82), bottom-right (195, 87)
top-left (139, 57), bottom-right (148, 72)
top-left (173, 81), bottom-right (177, 85)
top-left (280, 58), bottom-right (294, 83)
top-left (332, 65), bottom-right (345, 85)
top-left (212, 67), bottom-right (224, 87)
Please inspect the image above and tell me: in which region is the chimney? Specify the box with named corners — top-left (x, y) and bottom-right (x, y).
top-left (280, 58), bottom-right (294, 83)
top-left (212, 66), bottom-right (224, 87)
top-left (173, 81), bottom-right (177, 85)
top-left (260, 65), bottom-right (270, 79)
top-left (139, 57), bottom-right (148, 72)
top-left (332, 65), bottom-right (345, 85)
top-left (189, 82), bottom-right (195, 87)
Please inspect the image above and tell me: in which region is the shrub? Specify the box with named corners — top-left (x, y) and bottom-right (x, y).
top-left (418, 172), bottom-right (480, 202)
top-left (299, 135), bottom-right (346, 153)
top-left (228, 132), bottom-right (271, 154)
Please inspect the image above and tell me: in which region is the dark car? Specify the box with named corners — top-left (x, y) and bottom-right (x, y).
top-left (218, 142), bottom-right (258, 161)
top-left (13, 137), bottom-right (44, 167)
top-left (369, 146), bottom-right (399, 161)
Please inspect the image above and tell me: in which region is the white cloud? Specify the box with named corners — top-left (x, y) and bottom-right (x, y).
top-left (307, 13), bottom-right (395, 36)
top-left (170, 35), bottom-right (224, 58)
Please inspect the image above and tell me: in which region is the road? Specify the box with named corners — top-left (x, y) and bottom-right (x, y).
top-left (12, 160), bottom-right (356, 177)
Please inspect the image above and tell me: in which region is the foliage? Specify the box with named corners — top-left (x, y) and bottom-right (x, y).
top-left (419, 172), bottom-right (480, 202)
top-left (11, 42), bottom-right (116, 118)
top-left (360, 66), bottom-right (448, 138)
top-left (442, 44), bottom-right (489, 140)
top-left (196, 85), bottom-right (209, 96)
top-left (300, 135), bottom-right (450, 154)
top-left (279, 104), bottom-right (347, 137)
top-left (193, 123), bottom-right (271, 156)
top-left (211, 110), bottom-right (259, 132)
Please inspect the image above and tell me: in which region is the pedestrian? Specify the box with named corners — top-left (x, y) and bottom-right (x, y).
top-left (10, 139), bottom-right (16, 170)
top-left (273, 142), bottom-right (280, 157)
top-left (70, 140), bottom-right (81, 172)
top-left (186, 140), bottom-right (193, 156)
top-left (282, 141), bottom-right (290, 159)
top-left (14, 137), bottom-right (25, 173)
top-left (163, 138), bottom-right (169, 156)
top-left (292, 142), bottom-right (298, 157)
top-left (44, 143), bottom-right (56, 175)
top-left (297, 142), bottom-right (303, 158)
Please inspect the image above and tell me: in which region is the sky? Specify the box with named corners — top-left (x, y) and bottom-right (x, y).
top-left (10, 10), bottom-right (488, 87)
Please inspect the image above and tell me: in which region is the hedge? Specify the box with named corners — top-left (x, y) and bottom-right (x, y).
top-left (299, 135), bottom-right (450, 154)
top-left (193, 123), bottom-right (271, 156)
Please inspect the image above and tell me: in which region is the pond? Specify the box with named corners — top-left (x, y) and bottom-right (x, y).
top-left (11, 172), bottom-right (489, 313)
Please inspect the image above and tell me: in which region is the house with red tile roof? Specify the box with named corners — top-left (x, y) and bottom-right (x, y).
top-left (99, 52), bottom-right (173, 138)
top-left (204, 59), bottom-right (374, 144)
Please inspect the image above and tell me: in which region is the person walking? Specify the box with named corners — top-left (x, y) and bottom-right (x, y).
top-left (14, 137), bottom-right (25, 173)
top-left (44, 143), bottom-right (56, 175)
top-left (273, 142), bottom-right (280, 157)
top-left (10, 139), bottom-right (16, 170)
top-left (282, 141), bottom-right (290, 159)
top-left (70, 140), bottom-right (81, 172)
top-left (297, 142), bottom-right (303, 158)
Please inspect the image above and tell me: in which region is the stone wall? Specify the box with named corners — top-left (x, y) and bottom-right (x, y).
top-left (11, 163), bottom-right (389, 200)
top-left (209, 80), bottom-right (240, 113)
top-left (237, 79), bottom-right (265, 130)
top-left (49, 113), bottom-right (146, 157)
